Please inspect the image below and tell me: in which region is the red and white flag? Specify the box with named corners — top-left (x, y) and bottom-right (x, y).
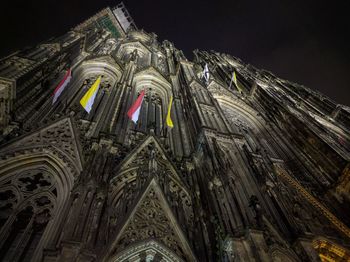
top-left (52, 69), bottom-right (72, 104)
top-left (127, 90), bottom-right (145, 123)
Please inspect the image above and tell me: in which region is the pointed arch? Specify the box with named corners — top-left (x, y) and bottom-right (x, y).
top-left (130, 67), bottom-right (172, 134)
top-left (128, 30), bottom-right (153, 43)
top-left (110, 240), bottom-right (184, 262)
top-left (133, 66), bottom-right (172, 100)
top-left (269, 245), bottom-right (299, 262)
top-left (107, 136), bottom-right (194, 254)
top-left (66, 56), bottom-right (123, 107)
top-left (110, 136), bottom-right (189, 197)
top-left (117, 40), bottom-right (152, 65)
top-left (0, 152), bottom-right (77, 261)
top-left (0, 118), bottom-right (82, 261)
top-left (215, 95), bottom-right (280, 157)
top-left (104, 179), bottom-right (197, 262)
top-left (27, 57), bottom-right (123, 128)
top-left (78, 55), bottom-right (123, 83)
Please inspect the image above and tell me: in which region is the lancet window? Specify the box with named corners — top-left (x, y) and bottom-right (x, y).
top-left (0, 168), bottom-right (56, 261)
top-left (135, 89), bottom-right (164, 135)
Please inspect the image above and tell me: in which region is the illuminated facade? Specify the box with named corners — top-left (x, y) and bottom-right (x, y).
top-left (0, 3), bottom-right (349, 261)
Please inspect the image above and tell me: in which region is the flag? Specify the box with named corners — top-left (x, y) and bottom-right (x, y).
top-left (203, 64), bottom-right (209, 82)
top-left (52, 69), bottom-right (72, 104)
top-left (127, 90), bottom-right (145, 123)
top-left (233, 71), bottom-right (238, 87)
top-left (166, 96), bottom-right (174, 128)
top-left (228, 70), bottom-right (235, 89)
top-left (80, 76), bottom-right (101, 113)
top-left (232, 71), bottom-right (243, 93)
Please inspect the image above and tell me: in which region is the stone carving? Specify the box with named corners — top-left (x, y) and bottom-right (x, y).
top-left (116, 187), bottom-right (186, 258)
top-left (157, 54), bottom-right (168, 74)
top-left (0, 4), bottom-right (349, 262)
top-left (0, 118), bottom-right (83, 179)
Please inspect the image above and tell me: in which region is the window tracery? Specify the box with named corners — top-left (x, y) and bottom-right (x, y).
top-left (0, 168), bottom-right (57, 260)
top-left (135, 90), bottom-right (164, 135)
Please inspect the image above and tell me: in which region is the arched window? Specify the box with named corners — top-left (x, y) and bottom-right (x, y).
top-left (0, 151), bottom-right (75, 262)
top-left (136, 90), bottom-right (163, 135)
top-left (0, 168), bottom-right (57, 261)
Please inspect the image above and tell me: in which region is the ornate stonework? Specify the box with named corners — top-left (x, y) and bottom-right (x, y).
top-left (108, 179), bottom-right (195, 261)
top-left (0, 3), bottom-right (349, 262)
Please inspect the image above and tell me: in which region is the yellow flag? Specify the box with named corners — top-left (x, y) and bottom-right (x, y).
top-left (233, 71), bottom-right (243, 93)
top-left (166, 96), bottom-right (174, 128)
top-left (80, 76), bottom-right (101, 113)
top-left (233, 71), bottom-right (237, 86)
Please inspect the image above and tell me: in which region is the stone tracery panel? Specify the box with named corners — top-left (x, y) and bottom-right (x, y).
top-left (0, 168), bottom-right (57, 261)
top-left (111, 240), bottom-right (184, 262)
top-left (155, 53), bottom-right (169, 75)
top-left (117, 42), bottom-right (151, 67)
top-left (0, 147), bottom-right (76, 262)
top-left (218, 98), bottom-right (279, 158)
top-left (129, 69), bottom-right (172, 136)
top-left (98, 38), bottom-right (118, 55)
top-left (108, 140), bottom-right (194, 241)
top-left (116, 187), bottom-right (186, 259)
top-left (24, 59), bottom-right (122, 133)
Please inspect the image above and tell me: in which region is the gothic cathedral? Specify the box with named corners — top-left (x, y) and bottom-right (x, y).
top-left (0, 3), bottom-right (349, 262)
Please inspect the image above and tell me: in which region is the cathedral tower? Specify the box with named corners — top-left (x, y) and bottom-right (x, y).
top-left (0, 3), bottom-right (349, 261)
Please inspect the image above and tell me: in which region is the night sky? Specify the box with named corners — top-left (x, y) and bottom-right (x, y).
top-left (1, 0), bottom-right (349, 105)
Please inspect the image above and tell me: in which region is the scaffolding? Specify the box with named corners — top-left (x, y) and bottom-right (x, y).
top-left (112, 2), bottom-right (137, 32)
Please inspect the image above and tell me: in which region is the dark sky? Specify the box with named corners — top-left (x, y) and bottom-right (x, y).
top-left (1, 0), bottom-right (349, 105)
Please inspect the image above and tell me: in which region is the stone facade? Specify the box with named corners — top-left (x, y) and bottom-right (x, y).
top-left (0, 3), bottom-right (349, 261)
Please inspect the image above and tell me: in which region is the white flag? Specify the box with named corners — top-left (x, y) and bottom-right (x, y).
top-left (203, 64), bottom-right (210, 82)
top-left (228, 71), bottom-right (235, 89)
